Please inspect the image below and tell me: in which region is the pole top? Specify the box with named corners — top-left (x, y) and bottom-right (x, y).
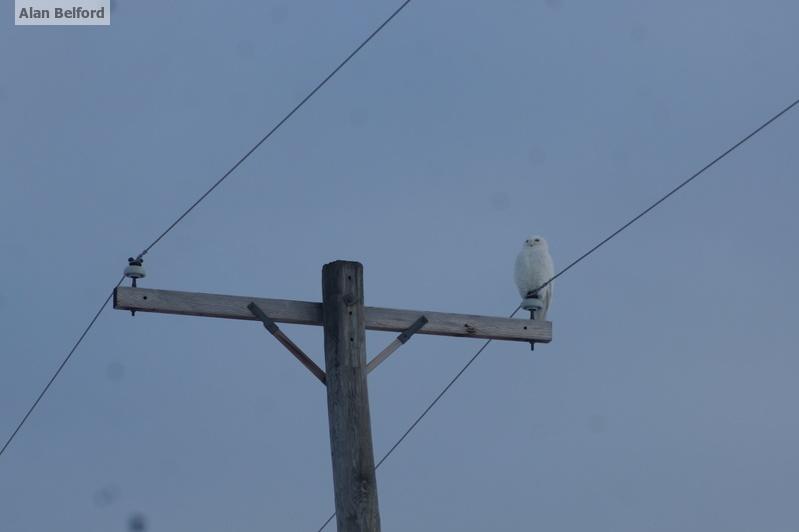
top-left (324, 259), bottom-right (363, 268)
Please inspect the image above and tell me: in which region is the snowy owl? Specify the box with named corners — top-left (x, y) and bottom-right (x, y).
top-left (514, 235), bottom-right (554, 320)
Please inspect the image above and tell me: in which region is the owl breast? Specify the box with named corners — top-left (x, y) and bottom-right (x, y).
top-left (514, 248), bottom-right (553, 299)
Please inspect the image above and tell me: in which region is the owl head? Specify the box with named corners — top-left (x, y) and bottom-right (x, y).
top-left (524, 235), bottom-right (547, 248)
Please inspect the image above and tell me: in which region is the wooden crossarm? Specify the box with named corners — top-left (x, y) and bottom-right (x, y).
top-left (114, 287), bottom-right (552, 343)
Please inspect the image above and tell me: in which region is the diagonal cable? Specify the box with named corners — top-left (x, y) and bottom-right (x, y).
top-left (0, 0), bottom-right (415, 462)
top-left (314, 95), bottom-right (799, 530)
top-left (0, 276), bottom-right (125, 458)
top-left (135, 0), bottom-right (413, 261)
top-left (535, 96), bottom-right (799, 294)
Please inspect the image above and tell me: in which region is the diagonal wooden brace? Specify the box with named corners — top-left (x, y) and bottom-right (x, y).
top-left (248, 302), bottom-right (327, 385)
top-left (367, 315), bottom-right (428, 374)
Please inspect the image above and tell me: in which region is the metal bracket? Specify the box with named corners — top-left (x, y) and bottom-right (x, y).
top-left (248, 302), bottom-right (327, 385)
top-left (366, 315), bottom-right (428, 374)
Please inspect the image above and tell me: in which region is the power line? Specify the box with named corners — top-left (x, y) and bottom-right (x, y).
top-left (373, 319), bottom-right (518, 472)
top-left (316, 311), bottom-right (519, 532)
top-left (0, 276), bottom-right (125, 459)
top-left (0, 0), bottom-right (415, 463)
top-left (135, 0), bottom-right (414, 261)
top-left (313, 95), bottom-right (799, 530)
top-left (537, 96), bottom-right (799, 294)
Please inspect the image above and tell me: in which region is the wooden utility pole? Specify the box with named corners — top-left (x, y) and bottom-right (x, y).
top-left (113, 260), bottom-right (552, 531)
top-left (322, 261), bottom-right (380, 531)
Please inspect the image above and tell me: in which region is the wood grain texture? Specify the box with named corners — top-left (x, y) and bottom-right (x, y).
top-left (114, 287), bottom-right (552, 343)
top-left (322, 261), bottom-right (381, 532)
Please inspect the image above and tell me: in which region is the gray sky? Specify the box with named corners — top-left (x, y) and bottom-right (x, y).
top-left (2, 1), bottom-right (799, 530)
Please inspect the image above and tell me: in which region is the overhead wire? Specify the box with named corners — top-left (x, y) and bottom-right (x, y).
top-left (314, 95), bottom-right (799, 530)
top-left (135, 0), bottom-right (413, 261)
top-left (0, 0), bottom-right (414, 461)
top-left (0, 276), bottom-right (126, 459)
top-left (3, 0), bottom-right (798, 521)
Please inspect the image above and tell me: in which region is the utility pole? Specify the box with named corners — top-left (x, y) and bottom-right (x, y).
top-left (322, 261), bottom-right (380, 531)
top-left (114, 260), bottom-right (552, 532)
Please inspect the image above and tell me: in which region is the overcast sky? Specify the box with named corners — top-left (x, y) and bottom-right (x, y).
top-left (2, 1), bottom-right (799, 531)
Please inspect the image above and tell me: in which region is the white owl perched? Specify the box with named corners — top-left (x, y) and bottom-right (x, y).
top-left (514, 236), bottom-right (554, 320)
